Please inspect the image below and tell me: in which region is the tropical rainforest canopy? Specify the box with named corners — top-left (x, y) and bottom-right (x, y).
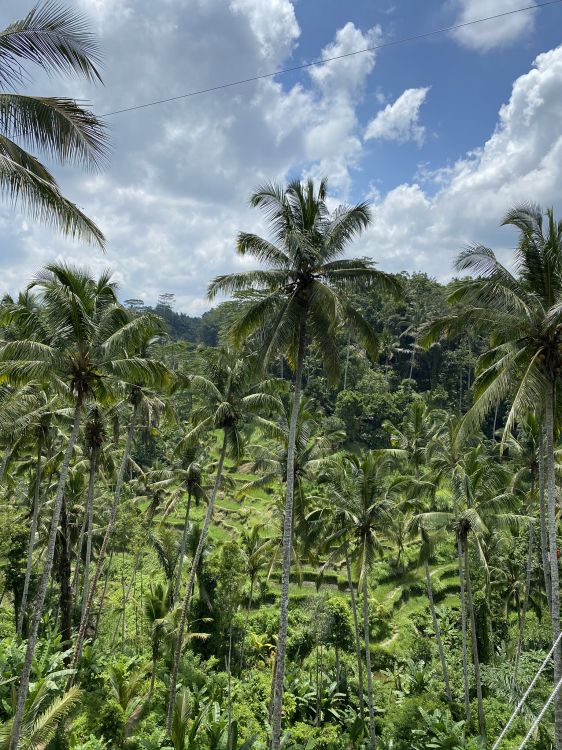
top-left (1, 4), bottom-right (562, 750)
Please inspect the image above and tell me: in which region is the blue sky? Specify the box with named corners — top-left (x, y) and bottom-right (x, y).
top-left (1, 0), bottom-right (562, 312)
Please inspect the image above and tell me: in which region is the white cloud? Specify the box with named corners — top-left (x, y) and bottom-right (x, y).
top-left (450, 0), bottom-right (537, 52)
top-left (357, 45), bottom-right (562, 277)
top-left (365, 87), bottom-right (430, 146)
top-left (0, 2), bottom-right (379, 311)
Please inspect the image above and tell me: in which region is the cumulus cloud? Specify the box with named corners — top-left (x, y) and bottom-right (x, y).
top-left (0, 1), bottom-right (380, 311)
top-left (450, 0), bottom-right (537, 52)
top-left (364, 87), bottom-right (430, 146)
top-left (357, 45), bottom-right (562, 277)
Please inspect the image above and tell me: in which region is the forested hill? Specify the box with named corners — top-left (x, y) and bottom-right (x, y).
top-left (147, 272), bottom-right (487, 450)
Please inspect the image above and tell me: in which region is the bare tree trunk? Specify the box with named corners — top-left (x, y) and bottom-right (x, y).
top-left (9, 398), bottom-right (82, 750)
top-left (425, 560), bottom-right (452, 703)
top-left (173, 489), bottom-right (192, 604)
top-left (80, 447), bottom-right (97, 623)
top-left (270, 321), bottom-right (306, 750)
top-left (17, 435), bottom-right (43, 636)
top-left (362, 574), bottom-right (376, 750)
top-left (166, 431), bottom-right (228, 731)
top-left (68, 405), bottom-right (138, 684)
top-left (457, 536), bottom-right (470, 722)
top-left (465, 540), bottom-right (486, 740)
top-left (345, 548), bottom-right (365, 721)
top-left (544, 384), bottom-right (562, 750)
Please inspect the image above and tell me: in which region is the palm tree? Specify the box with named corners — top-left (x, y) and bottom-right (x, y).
top-left (319, 451), bottom-right (396, 749)
top-left (0, 1), bottom-right (108, 246)
top-left (0, 263), bottom-right (166, 750)
top-left (69, 329), bottom-right (171, 677)
top-left (238, 523), bottom-right (273, 671)
top-left (424, 204), bottom-right (562, 749)
top-left (166, 435), bottom-right (208, 604)
top-left (241, 393), bottom-right (344, 545)
top-left (166, 348), bottom-right (280, 730)
top-left (208, 178), bottom-right (401, 749)
top-left (420, 443), bottom-right (518, 741)
top-left (0, 682), bottom-right (81, 750)
top-left (144, 582), bottom-right (173, 702)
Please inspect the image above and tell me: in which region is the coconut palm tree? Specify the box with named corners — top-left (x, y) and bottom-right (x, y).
top-left (208, 178), bottom-right (401, 749)
top-left (419, 443), bottom-right (519, 741)
top-left (0, 263), bottom-right (167, 750)
top-left (0, 681), bottom-right (81, 750)
top-left (0, 1), bottom-right (108, 246)
top-left (424, 204), bottom-right (562, 749)
top-left (166, 348), bottom-right (280, 730)
top-left (318, 451), bottom-right (397, 749)
top-left (69, 333), bottom-right (171, 678)
top-left (238, 523), bottom-right (273, 672)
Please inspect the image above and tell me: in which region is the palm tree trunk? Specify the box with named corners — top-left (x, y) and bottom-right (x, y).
top-left (80, 447), bottom-right (97, 623)
top-left (68, 404), bottom-right (138, 684)
top-left (166, 430), bottom-right (228, 731)
top-left (239, 575), bottom-right (255, 672)
top-left (538, 427), bottom-right (552, 617)
top-left (92, 547), bottom-right (114, 644)
top-left (424, 560), bottom-right (452, 703)
top-left (8, 398), bottom-right (82, 750)
top-left (345, 548), bottom-right (365, 721)
top-left (464, 540), bottom-right (486, 740)
top-left (514, 477), bottom-right (535, 688)
top-left (72, 506), bottom-right (87, 600)
top-left (343, 329), bottom-right (351, 389)
top-left (58, 495), bottom-right (72, 647)
top-left (270, 321), bottom-right (306, 750)
top-left (0, 447), bottom-right (12, 484)
top-left (457, 536), bottom-right (470, 722)
top-left (544, 384), bottom-right (562, 750)
top-left (17, 435), bottom-right (43, 636)
top-left (362, 574), bottom-right (376, 750)
top-left (227, 625), bottom-right (233, 750)
top-left (173, 489), bottom-right (192, 604)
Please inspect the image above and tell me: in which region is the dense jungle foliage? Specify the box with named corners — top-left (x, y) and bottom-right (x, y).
top-left (2, 4), bottom-right (562, 750)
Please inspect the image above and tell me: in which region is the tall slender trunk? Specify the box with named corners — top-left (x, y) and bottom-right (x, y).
top-left (343, 330), bottom-right (351, 389)
top-left (81, 447), bottom-right (97, 622)
top-left (173, 489), bottom-right (192, 604)
top-left (17, 435), bottom-right (43, 636)
top-left (362, 574), bottom-right (376, 750)
top-left (227, 626), bottom-right (233, 750)
top-left (514, 477), bottom-right (535, 688)
top-left (166, 431), bottom-right (228, 731)
top-left (538, 427), bottom-right (552, 617)
top-left (270, 321), bottom-right (306, 750)
top-left (544, 384), bottom-right (562, 750)
top-left (457, 536), bottom-right (470, 722)
top-left (239, 576), bottom-right (255, 672)
top-left (68, 404), bottom-right (138, 683)
top-left (92, 547), bottom-right (114, 644)
top-left (9, 398), bottom-right (82, 750)
top-left (58, 495), bottom-right (72, 647)
top-left (425, 559), bottom-right (452, 703)
top-left (0, 447), bottom-right (12, 484)
top-left (72, 507), bottom-right (87, 600)
top-left (345, 548), bottom-right (365, 721)
top-left (464, 540), bottom-right (486, 740)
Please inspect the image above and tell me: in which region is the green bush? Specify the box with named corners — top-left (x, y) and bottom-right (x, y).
top-left (97, 699), bottom-right (125, 746)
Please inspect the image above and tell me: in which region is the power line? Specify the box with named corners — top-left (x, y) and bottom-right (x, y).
top-left (101, 0), bottom-right (562, 118)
